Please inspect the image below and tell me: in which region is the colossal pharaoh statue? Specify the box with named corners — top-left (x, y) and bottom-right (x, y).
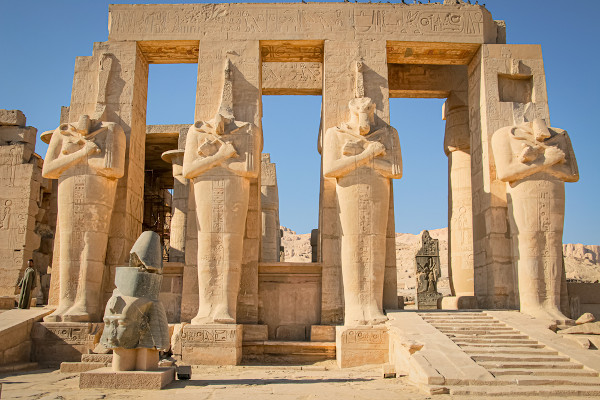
top-left (492, 118), bottom-right (578, 322)
top-left (182, 59), bottom-right (261, 324)
top-left (100, 231), bottom-right (170, 371)
top-left (323, 97), bottom-right (402, 325)
top-left (42, 114), bottom-right (126, 322)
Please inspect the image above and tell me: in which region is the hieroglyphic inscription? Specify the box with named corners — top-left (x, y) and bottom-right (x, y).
top-left (262, 62), bottom-right (322, 95)
top-left (108, 4), bottom-right (488, 41)
top-left (181, 326), bottom-right (238, 344)
top-left (343, 328), bottom-right (384, 345)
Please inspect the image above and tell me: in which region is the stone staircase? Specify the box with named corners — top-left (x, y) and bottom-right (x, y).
top-left (419, 311), bottom-right (600, 396)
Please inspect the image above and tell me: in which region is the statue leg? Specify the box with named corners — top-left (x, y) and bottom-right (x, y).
top-left (45, 185), bottom-right (77, 322)
top-left (341, 234), bottom-right (367, 325)
top-left (63, 178), bottom-right (116, 322)
top-left (212, 232), bottom-right (243, 324)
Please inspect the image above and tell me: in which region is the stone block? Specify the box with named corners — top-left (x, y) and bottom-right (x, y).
top-left (336, 325), bottom-right (389, 368)
top-left (441, 295), bottom-right (478, 310)
top-left (310, 325), bottom-right (336, 342)
top-left (60, 361), bottom-right (106, 373)
top-left (0, 110), bottom-right (26, 126)
top-left (0, 126), bottom-right (37, 145)
top-left (0, 296), bottom-right (14, 309)
top-left (3, 340), bottom-right (31, 364)
top-left (31, 322), bottom-right (103, 366)
top-left (174, 324), bottom-right (242, 365)
top-left (242, 324), bottom-right (268, 341)
top-left (79, 366), bottom-right (175, 389)
top-left (81, 353), bottom-right (113, 364)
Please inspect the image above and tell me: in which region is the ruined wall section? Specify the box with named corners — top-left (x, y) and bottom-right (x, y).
top-left (0, 111), bottom-right (56, 301)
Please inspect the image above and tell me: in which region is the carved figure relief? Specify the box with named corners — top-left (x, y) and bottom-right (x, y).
top-left (182, 58), bottom-right (261, 324)
top-left (42, 114), bottom-right (126, 322)
top-left (415, 230), bottom-right (442, 309)
top-left (492, 117), bottom-right (578, 322)
top-left (322, 95), bottom-right (401, 326)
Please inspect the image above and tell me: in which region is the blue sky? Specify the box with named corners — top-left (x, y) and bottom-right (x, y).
top-left (1, 0), bottom-right (598, 244)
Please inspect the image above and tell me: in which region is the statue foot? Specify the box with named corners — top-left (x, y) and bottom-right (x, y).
top-left (367, 314), bottom-right (388, 325)
top-left (190, 315), bottom-right (214, 325)
top-left (62, 304), bottom-right (95, 322)
top-left (43, 304), bottom-right (72, 322)
top-left (345, 319), bottom-right (368, 326)
top-left (522, 306), bottom-right (569, 324)
top-left (213, 309), bottom-right (235, 324)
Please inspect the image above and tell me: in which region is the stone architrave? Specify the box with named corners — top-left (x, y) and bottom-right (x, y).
top-left (99, 231), bottom-right (170, 371)
top-left (182, 58), bottom-right (261, 324)
top-left (323, 97), bottom-right (402, 326)
top-left (492, 118), bottom-right (578, 322)
top-left (42, 114), bottom-right (126, 322)
top-left (415, 230), bottom-right (443, 310)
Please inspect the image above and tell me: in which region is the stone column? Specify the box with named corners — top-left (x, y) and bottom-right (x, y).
top-left (260, 153), bottom-right (280, 263)
top-left (48, 41), bottom-right (149, 311)
top-left (161, 148), bottom-right (187, 263)
top-left (468, 44), bottom-right (552, 309)
top-left (443, 97), bottom-right (476, 308)
top-left (321, 39), bottom-right (397, 324)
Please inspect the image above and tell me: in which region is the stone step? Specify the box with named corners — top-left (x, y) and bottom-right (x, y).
top-left (421, 316), bottom-right (497, 322)
top-left (454, 337), bottom-right (544, 347)
top-left (448, 385), bottom-right (600, 396)
top-left (471, 354), bottom-right (570, 362)
top-left (497, 375), bottom-right (600, 386)
top-left (454, 341), bottom-right (544, 348)
top-left (461, 347), bottom-right (558, 355)
top-left (419, 312), bottom-right (489, 317)
top-left (243, 341), bottom-right (336, 363)
top-left (478, 361), bottom-right (583, 370)
top-left (490, 368), bottom-right (599, 378)
top-left (436, 328), bottom-right (516, 334)
top-left (448, 334), bottom-right (531, 340)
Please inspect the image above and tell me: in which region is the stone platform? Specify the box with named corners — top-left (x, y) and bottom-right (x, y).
top-left (79, 366), bottom-right (175, 390)
top-left (0, 307), bottom-right (53, 367)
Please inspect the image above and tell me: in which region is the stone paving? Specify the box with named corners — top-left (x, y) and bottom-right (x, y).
top-left (1, 362), bottom-right (600, 400)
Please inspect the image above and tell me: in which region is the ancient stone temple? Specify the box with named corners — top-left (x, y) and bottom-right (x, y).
top-left (4, 1), bottom-right (597, 395)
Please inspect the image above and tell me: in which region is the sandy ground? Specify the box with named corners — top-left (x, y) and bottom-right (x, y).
top-left (2, 362), bottom-right (600, 400)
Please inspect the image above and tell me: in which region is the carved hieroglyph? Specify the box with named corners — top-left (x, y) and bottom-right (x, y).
top-left (42, 114), bottom-right (126, 322)
top-left (323, 97), bottom-right (401, 326)
top-left (182, 59), bottom-right (261, 324)
top-left (415, 230), bottom-right (442, 310)
top-left (492, 118), bottom-right (578, 322)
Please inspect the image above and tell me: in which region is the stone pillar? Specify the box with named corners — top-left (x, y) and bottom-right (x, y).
top-left (320, 39), bottom-right (397, 324)
top-left (443, 97), bottom-right (476, 308)
top-left (260, 153), bottom-right (280, 263)
top-left (161, 148), bottom-right (187, 264)
top-left (48, 41), bottom-right (149, 310)
top-left (184, 40), bottom-right (262, 324)
top-left (468, 44), bottom-right (551, 309)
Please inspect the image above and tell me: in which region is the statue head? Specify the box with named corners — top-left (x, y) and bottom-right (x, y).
top-left (101, 293), bottom-right (152, 349)
top-left (348, 97), bottom-right (375, 136)
top-left (73, 114), bottom-right (93, 135)
top-left (532, 118), bottom-right (551, 142)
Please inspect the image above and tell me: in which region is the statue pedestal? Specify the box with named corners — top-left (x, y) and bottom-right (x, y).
top-left (31, 322), bottom-right (103, 367)
top-left (416, 292), bottom-right (443, 310)
top-left (172, 324), bottom-right (242, 365)
top-left (441, 295), bottom-right (478, 310)
top-left (79, 367), bottom-right (175, 390)
top-left (335, 325), bottom-right (389, 368)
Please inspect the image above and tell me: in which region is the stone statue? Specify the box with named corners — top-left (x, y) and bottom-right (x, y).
top-left (100, 231), bottom-right (170, 371)
top-left (182, 59), bottom-right (261, 324)
top-left (42, 114), bottom-right (126, 322)
top-left (492, 118), bottom-right (579, 322)
top-left (323, 97), bottom-right (402, 325)
top-left (415, 231), bottom-right (442, 309)
top-left (17, 259), bottom-right (36, 309)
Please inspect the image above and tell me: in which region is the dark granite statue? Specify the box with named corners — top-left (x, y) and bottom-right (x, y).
top-left (99, 231), bottom-right (170, 371)
top-left (17, 259), bottom-right (36, 309)
top-left (415, 231), bottom-right (442, 310)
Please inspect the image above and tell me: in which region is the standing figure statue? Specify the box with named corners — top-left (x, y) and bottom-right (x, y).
top-left (492, 118), bottom-right (579, 322)
top-left (323, 97), bottom-right (402, 325)
top-left (182, 59), bottom-right (261, 324)
top-left (17, 259), bottom-right (36, 309)
top-left (42, 114), bottom-right (126, 322)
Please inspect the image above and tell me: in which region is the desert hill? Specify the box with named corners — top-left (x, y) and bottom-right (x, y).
top-left (280, 226), bottom-right (600, 301)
